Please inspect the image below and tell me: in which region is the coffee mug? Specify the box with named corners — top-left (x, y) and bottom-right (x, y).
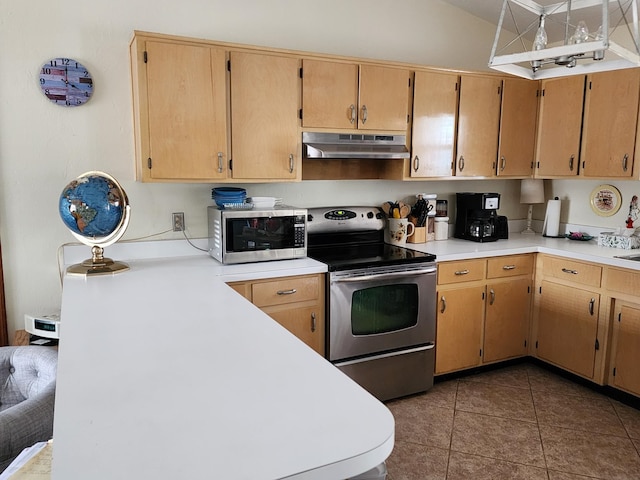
top-left (388, 218), bottom-right (415, 245)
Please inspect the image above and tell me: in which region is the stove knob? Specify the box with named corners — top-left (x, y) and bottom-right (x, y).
top-left (376, 212), bottom-right (384, 219)
top-left (307, 214), bottom-right (313, 222)
top-left (367, 211), bottom-right (374, 219)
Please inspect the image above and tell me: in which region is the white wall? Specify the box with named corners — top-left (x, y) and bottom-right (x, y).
top-left (0, 0), bottom-right (637, 339)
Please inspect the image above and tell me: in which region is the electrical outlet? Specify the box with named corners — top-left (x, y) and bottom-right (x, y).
top-left (172, 212), bottom-right (185, 232)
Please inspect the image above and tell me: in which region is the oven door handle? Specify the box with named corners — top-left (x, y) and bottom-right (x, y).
top-left (334, 343), bottom-right (435, 367)
top-left (332, 267), bottom-right (436, 283)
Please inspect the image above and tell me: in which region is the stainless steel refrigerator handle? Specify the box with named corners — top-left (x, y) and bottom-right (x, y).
top-left (334, 343), bottom-right (435, 367)
top-left (333, 268), bottom-right (436, 283)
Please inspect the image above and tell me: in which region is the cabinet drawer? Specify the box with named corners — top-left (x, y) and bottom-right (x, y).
top-left (542, 256), bottom-right (602, 288)
top-left (438, 259), bottom-right (486, 285)
top-left (252, 275), bottom-right (320, 307)
top-left (606, 267), bottom-right (640, 296)
top-left (487, 254), bottom-right (534, 279)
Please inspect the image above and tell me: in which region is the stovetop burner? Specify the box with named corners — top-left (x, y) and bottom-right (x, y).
top-left (306, 206), bottom-right (436, 271)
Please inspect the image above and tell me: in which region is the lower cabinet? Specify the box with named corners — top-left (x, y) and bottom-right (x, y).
top-left (536, 281), bottom-right (600, 379)
top-left (435, 254), bottom-right (533, 375)
top-left (227, 274), bottom-right (325, 355)
top-left (609, 301), bottom-right (640, 397)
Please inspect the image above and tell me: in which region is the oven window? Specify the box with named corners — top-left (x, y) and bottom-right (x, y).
top-left (351, 284), bottom-right (419, 335)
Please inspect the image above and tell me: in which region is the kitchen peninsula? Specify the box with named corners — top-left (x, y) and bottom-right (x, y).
top-left (52, 253), bottom-right (393, 479)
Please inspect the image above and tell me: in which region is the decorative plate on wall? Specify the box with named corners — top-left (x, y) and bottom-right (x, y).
top-left (590, 184), bottom-right (622, 217)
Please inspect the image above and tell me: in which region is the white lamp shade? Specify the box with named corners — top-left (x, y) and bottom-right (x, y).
top-left (520, 179), bottom-right (545, 204)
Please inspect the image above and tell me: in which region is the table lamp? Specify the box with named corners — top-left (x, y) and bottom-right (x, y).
top-left (520, 179), bottom-right (545, 234)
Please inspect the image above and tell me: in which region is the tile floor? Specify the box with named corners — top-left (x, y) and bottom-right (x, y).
top-left (384, 362), bottom-right (640, 480)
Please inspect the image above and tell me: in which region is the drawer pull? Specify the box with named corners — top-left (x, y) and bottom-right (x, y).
top-left (454, 269), bottom-right (470, 276)
top-left (489, 289), bottom-right (496, 305)
top-left (589, 298), bottom-right (595, 316)
top-left (277, 288), bottom-right (297, 296)
top-left (217, 152), bottom-right (224, 173)
top-left (502, 265), bottom-right (516, 270)
top-left (440, 296), bottom-right (447, 314)
top-left (311, 312), bottom-right (317, 332)
top-left (289, 154), bottom-right (294, 174)
top-left (561, 268), bottom-right (578, 275)
top-left (413, 155), bottom-right (420, 172)
top-left (349, 104), bottom-right (356, 124)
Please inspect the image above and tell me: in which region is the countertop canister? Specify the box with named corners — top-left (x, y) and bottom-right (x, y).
top-left (435, 217), bottom-right (449, 241)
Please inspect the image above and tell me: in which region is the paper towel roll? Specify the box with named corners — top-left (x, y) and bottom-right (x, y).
top-left (543, 199), bottom-right (561, 237)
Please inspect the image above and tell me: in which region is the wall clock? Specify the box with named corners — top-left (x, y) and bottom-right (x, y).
top-left (39, 57), bottom-right (94, 106)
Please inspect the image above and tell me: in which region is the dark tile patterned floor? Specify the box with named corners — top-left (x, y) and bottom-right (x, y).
top-left (384, 362), bottom-right (640, 480)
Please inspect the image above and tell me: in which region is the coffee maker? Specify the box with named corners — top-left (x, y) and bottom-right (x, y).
top-left (454, 192), bottom-right (508, 242)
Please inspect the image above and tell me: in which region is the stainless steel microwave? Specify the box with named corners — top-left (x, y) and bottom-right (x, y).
top-left (207, 206), bottom-right (308, 264)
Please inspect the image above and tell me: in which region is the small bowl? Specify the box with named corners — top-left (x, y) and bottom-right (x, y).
top-left (248, 196), bottom-right (278, 208)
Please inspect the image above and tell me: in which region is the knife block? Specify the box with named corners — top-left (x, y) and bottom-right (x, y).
top-left (407, 226), bottom-right (426, 243)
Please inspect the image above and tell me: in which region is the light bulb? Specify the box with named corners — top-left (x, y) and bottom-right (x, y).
top-left (570, 21), bottom-right (589, 44)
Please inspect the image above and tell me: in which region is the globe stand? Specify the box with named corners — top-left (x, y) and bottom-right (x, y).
top-left (66, 246), bottom-right (130, 276)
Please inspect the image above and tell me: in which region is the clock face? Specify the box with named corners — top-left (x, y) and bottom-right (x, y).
top-left (39, 57), bottom-right (94, 106)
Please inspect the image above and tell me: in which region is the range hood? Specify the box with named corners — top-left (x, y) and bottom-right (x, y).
top-left (303, 132), bottom-right (409, 160)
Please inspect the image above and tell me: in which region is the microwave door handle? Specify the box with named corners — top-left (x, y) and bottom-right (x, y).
top-left (333, 267), bottom-right (436, 283)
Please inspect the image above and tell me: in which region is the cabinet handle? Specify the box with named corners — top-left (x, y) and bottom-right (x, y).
top-left (489, 289), bottom-right (496, 305)
top-left (569, 154), bottom-right (575, 171)
top-left (440, 295), bottom-right (446, 314)
top-left (413, 155), bottom-right (420, 172)
top-left (454, 269), bottom-right (469, 276)
top-left (561, 268), bottom-right (578, 275)
top-left (289, 154), bottom-right (294, 174)
top-left (217, 152), bottom-right (224, 173)
top-left (502, 265), bottom-right (516, 270)
top-left (458, 155), bottom-right (465, 171)
top-left (311, 312), bottom-right (317, 332)
top-left (623, 154), bottom-right (629, 172)
top-left (349, 104), bottom-right (356, 124)
top-left (500, 156), bottom-right (506, 171)
top-left (360, 105), bottom-right (368, 124)
top-left (589, 298), bottom-right (595, 315)
top-left (277, 288), bottom-right (297, 295)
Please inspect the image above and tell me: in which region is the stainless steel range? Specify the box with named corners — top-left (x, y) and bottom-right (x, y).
top-left (306, 206), bottom-right (437, 401)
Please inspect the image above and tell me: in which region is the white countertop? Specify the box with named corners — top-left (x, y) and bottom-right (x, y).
top-left (52, 254), bottom-right (392, 480)
top-left (52, 233), bottom-right (637, 479)
top-left (407, 232), bottom-right (640, 271)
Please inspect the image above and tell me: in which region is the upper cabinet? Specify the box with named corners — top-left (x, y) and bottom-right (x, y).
top-left (409, 73), bottom-right (503, 179)
top-left (455, 75), bottom-right (503, 177)
top-left (497, 77), bottom-right (538, 177)
top-left (409, 71), bottom-right (458, 178)
top-left (581, 69), bottom-right (640, 178)
top-left (535, 69), bottom-right (640, 179)
top-left (130, 36), bottom-right (229, 182)
top-left (228, 52), bottom-right (300, 180)
top-left (130, 32), bottom-right (301, 183)
top-left (301, 59), bottom-right (410, 131)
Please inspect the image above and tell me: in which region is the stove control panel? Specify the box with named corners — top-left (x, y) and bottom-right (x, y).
top-left (306, 206), bottom-right (385, 233)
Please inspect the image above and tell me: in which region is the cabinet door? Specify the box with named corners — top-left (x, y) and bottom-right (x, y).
top-left (455, 75), bottom-right (502, 177)
top-left (358, 64), bottom-right (410, 131)
top-left (301, 59), bottom-right (358, 129)
top-left (497, 78), bottom-right (538, 177)
top-left (229, 52), bottom-right (300, 180)
top-left (610, 302), bottom-right (640, 396)
top-left (435, 285), bottom-right (485, 374)
top-left (535, 75), bottom-right (585, 177)
top-left (266, 306), bottom-right (324, 355)
top-left (144, 41), bottom-right (228, 180)
top-left (484, 278), bottom-right (531, 363)
top-left (410, 71), bottom-right (458, 177)
top-left (536, 281), bottom-right (599, 378)
top-left (581, 69), bottom-right (640, 178)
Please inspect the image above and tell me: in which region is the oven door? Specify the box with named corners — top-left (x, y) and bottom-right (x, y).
top-left (328, 263), bottom-right (436, 362)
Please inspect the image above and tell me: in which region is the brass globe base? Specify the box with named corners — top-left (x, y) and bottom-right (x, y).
top-left (66, 246), bottom-right (130, 277)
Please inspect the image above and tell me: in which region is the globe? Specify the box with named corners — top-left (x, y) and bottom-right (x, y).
top-left (59, 171), bottom-right (131, 275)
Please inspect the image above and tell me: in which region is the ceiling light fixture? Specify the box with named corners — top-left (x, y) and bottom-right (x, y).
top-left (489, 0), bottom-right (640, 80)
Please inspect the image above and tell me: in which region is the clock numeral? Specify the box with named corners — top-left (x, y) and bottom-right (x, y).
top-left (61, 58), bottom-right (70, 66)
top-left (39, 78), bottom-right (45, 85)
top-left (41, 68), bottom-right (52, 75)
